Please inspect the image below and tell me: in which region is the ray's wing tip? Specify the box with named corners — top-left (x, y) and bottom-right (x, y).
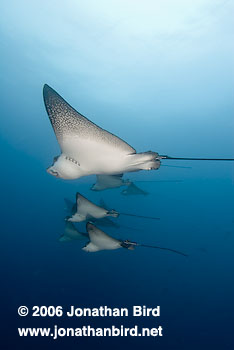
top-left (43, 84), bottom-right (57, 101)
top-left (43, 83), bottom-right (50, 95)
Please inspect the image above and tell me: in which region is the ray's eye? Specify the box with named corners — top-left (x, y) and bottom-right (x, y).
top-left (53, 155), bottom-right (59, 163)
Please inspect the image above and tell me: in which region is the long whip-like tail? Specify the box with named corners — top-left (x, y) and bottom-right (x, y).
top-left (160, 155), bottom-right (234, 161)
top-left (120, 212), bottom-right (160, 220)
top-left (122, 240), bottom-right (188, 256)
top-left (139, 243), bottom-right (188, 256)
top-left (134, 180), bottom-right (183, 183)
top-left (161, 164), bottom-right (192, 168)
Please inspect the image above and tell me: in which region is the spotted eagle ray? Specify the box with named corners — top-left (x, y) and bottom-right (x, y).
top-left (67, 193), bottom-right (160, 223)
top-left (64, 198), bottom-right (143, 231)
top-left (43, 85), bottom-right (160, 179)
top-left (67, 193), bottom-right (119, 223)
top-left (91, 174), bottom-right (183, 193)
top-left (83, 223), bottom-right (187, 256)
top-left (43, 85), bottom-right (234, 180)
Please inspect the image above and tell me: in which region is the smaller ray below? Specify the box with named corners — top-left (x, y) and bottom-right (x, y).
top-left (83, 223), bottom-right (187, 257)
top-left (64, 198), bottom-right (143, 231)
top-left (67, 192), bottom-right (160, 223)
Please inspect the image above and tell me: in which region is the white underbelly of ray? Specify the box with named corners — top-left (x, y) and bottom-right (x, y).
top-left (62, 137), bottom-right (158, 175)
top-left (62, 136), bottom-right (133, 173)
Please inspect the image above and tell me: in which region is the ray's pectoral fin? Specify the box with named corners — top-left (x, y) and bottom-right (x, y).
top-left (59, 235), bottom-right (73, 242)
top-left (83, 222), bottom-right (122, 252)
top-left (67, 213), bottom-right (86, 222)
top-left (82, 242), bottom-right (101, 252)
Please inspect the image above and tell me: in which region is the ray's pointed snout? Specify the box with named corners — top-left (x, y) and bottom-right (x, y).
top-left (46, 166), bottom-right (59, 177)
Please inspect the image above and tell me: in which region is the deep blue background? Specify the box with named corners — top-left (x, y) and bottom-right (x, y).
top-left (1, 1), bottom-right (233, 349)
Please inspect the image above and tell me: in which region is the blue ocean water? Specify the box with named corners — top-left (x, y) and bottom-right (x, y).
top-left (1, 1), bottom-right (234, 349)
